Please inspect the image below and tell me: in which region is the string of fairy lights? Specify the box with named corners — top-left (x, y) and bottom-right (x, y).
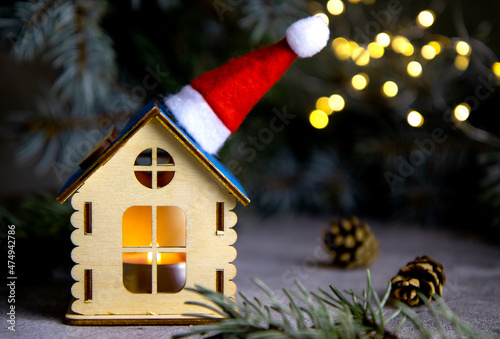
top-left (308, 0), bottom-right (500, 130)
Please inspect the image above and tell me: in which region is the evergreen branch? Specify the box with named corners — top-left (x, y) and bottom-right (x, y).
top-left (366, 270), bottom-right (373, 307)
top-left (174, 319), bottom-right (262, 337)
top-left (49, 0), bottom-right (118, 116)
top-left (316, 287), bottom-right (342, 310)
top-left (1, 1), bottom-right (138, 171)
top-left (175, 271), bottom-right (485, 339)
top-left (0, 192), bottom-right (73, 240)
top-left (282, 289), bottom-right (306, 330)
top-left (185, 285), bottom-right (241, 319)
top-left (452, 119), bottom-right (500, 148)
top-left (240, 0), bottom-right (308, 43)
top-left (418, 291), bottom-right (445, 335)
top-left (368, 273), bottom-right (386, 330)
top-left (239, 291), bottom-right (269, 319)
top-left (380, 281), bottom-right (392, 308)
top-left (6, 0), bottom-right (68, 59)
top-left (383, 308), bottom-right (402, 326)
top-left (247, 331), bottom-right (296, 339)
top-left (430, 294), bottom-right (487, 339)
top-left (328, 284), bottom-right (356, 310)
top-left (180, 313), bottom-right (222, 321)
top-left (390, 300), bottom-right (433, 339)
top-left (5, 0), bottom-right (122, 116)
top-left (392, 314), bottom-right (407, 334)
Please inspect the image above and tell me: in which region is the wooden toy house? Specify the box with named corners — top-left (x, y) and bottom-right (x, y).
top-left (57, 101), bottom-right (250, 325)
top-left (56, 15), bottom-right (328, 325)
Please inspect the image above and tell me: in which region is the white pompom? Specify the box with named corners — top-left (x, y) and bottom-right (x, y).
top-left (286, 16), bottom-right (330, 58)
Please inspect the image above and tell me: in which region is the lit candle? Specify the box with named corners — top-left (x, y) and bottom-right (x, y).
top-left (123, 253), bottom-right (152, 293)
top-left (157, 253), bottom-right (186, 293)
top-left (122, 252), bottom-right (186, 294)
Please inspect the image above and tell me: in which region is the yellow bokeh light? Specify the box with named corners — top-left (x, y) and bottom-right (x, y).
top-left (455, 55), bottom-right (470, 71)
top-left (407, 61), bottom-right (423, 77)
top-left (391, 36), bottom-right (406, 53)
top-left (402, 43), bottom-right (414, 56)
top-left (376, 32), bottom-right (391, 47)
top-left (407, 111), bottom-right (424, 127)
top-left (428, 41), bottom-right (442, 54)
top-left (310, 110), bottom-right (329, 129)
top-left (327, 0), bottom-right (344, 15)
top-left (454, 103), bottom-right (470, 121)
top-left (352, 73), bottom-right (369, 90)
top-left (349, 41), bottom-right (360, 52)
top-left (417, 10), bottom-right (435, 28)
top-left (456, 41), bottom-right (471, 56)
top-left (332, 37), bottom-right (348, 47)
top-left (314, 13), bottom-right (329, 26)
top-left (332, 37), bottom-right (351, 60)
top-left (368, 42), bottom-right (384, 59)
top-left (329, 94), bottom-right (345, 112)
top-left (392, 36), bottom-right (413, 56)
top-left (352, 47), bottom-right (370, 66)
top-left (382, 81), bottom-right (398, 97)
top-left (316, 97), bottom-right (333, 114)
top-left (347, 0), bottom-right (361, 3)
top-left (421, 45), bottom-right (437, 60)
top-left (493, 62), bottom-right (500, 77)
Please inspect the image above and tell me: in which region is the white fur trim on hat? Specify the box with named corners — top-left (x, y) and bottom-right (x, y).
top-left (165, 85), bottom-right (231, 154)
top-left (286, 16), bottom-right (330, 58)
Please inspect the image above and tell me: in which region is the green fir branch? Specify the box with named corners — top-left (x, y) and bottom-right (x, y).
top-left (0, 0), bottom-right (137, 173)
top-left (4, 0), bottom-right (122, 116)
top-left (0, 192), bottom-right (73, 240)
top-left (173, 271), bottom-right (484, 339)
top-left (240, 0), bottom-right (308, 44)
top-left (5, 0), bottom-right (69, 59)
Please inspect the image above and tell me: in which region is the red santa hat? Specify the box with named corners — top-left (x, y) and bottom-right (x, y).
top-left (165, 16), bottom-right (329, 154)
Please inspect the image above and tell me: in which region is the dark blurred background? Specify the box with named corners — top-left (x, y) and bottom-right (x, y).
top-left (1, 0), bottom-right (500, 281)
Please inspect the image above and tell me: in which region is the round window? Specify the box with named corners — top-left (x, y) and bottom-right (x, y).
top-left (134, 148), bottom-right (175, 189)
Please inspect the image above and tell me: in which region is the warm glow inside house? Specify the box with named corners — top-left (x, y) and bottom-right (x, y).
top-left (57, 101), bottom-right (250, 325)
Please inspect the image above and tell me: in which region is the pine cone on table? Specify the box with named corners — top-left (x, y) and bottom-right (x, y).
top-left (322, 216), bottom-right (379, 268)
top-left (390, 255), bottom-right (446, 306)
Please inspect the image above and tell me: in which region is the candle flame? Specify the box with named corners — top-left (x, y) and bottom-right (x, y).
top-left (146, 252), bottom-right (162, 264)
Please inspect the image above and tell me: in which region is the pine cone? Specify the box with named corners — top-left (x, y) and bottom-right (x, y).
top-left (322, 216), bottom-right (379, 268)
top-left (390, 255), bottom-right (446, 306)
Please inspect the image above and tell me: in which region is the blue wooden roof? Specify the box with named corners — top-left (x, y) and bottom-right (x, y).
top-left (57, 100), bottom-right (250, 205)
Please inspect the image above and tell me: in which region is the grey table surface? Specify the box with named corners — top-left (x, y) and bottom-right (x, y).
top-left (2, 215), bottom-right (500, 338)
